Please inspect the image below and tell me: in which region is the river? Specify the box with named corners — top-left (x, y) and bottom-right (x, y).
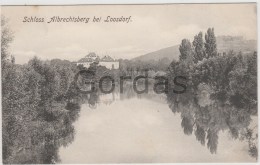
top-left (59, 90), bottom-right (256, 163)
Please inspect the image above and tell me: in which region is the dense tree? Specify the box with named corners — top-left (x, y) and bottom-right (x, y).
top-left (193, 32), bottom-right (205, 63)
top-left (179, 39), bottom-right (193, 62)
top-left (167, 28), bottom-right (257, 159)
top-left (1, 16), bottom-right (13, 69)
top-left (1, 30), bottom-right (83, 163)
top-left (205, 28), bottom-right (217, 58)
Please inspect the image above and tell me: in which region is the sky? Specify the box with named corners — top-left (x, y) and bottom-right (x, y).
top-left (1, 4), bottom-right (257, 64)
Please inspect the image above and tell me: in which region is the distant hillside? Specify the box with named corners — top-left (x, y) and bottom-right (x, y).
top-left (132, 45), bottom-right (180, 62)
top-left (132, 36), bottom-right (257, 62)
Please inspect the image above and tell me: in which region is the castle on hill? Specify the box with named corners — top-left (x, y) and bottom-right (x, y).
top-left (77, 52), bottom-right (119, 69)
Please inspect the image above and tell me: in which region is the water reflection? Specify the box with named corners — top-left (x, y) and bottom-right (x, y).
top-left (58, 81), bottom-right (257, 163)
top-left (29, 78), bottom-right (257, 163)
top-left (167, 82), bottom-right (258, 158)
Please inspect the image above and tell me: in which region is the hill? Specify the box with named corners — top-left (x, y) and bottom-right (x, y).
top-left (132, 36), bottom-right (257, 62)
top-left (132, 45), bottom-right (179, 62)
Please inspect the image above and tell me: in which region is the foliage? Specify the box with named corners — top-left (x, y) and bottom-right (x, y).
top-left (1, 19), bottom-right (84, 163)
top-left (193, 32), bottom-right (206, 63)
top-left (205, 28), bottom-right (217, 58)
top-left (179, 39), bottom-right (193, 62)
top-left (166, 28), bottom-right (257, 159)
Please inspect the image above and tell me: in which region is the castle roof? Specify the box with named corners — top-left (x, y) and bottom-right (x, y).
top-left (100, 55), bottom-right (115, 62)
top-left (78, 52), bottom-right (100, 62)
top-left (78, 53), bottom-right (117, 63)
top-left (85, 52), bottom-right (99, 58)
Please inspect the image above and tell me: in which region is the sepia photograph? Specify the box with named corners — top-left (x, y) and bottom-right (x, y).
top-left (1, 2), bottom-right (258, 164)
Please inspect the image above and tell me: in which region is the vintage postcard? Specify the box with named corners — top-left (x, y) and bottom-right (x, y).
top-left (1, 3), bottom-right (258, 164)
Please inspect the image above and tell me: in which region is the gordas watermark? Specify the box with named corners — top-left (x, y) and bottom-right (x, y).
top-left (74, 69), bottom-right (187, 94)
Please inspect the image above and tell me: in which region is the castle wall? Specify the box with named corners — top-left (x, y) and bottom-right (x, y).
top-left (77, 62), bottom-right (92, 68)
top-left (99, 61), bottom-right (119, 69)
top-left (77, 61), bottom-right (119, 69)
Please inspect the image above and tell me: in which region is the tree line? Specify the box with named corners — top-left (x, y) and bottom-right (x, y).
top-left (2, 17), bottom-right (88, 163)
top-left (166, 28), bottom-right (257, 159)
